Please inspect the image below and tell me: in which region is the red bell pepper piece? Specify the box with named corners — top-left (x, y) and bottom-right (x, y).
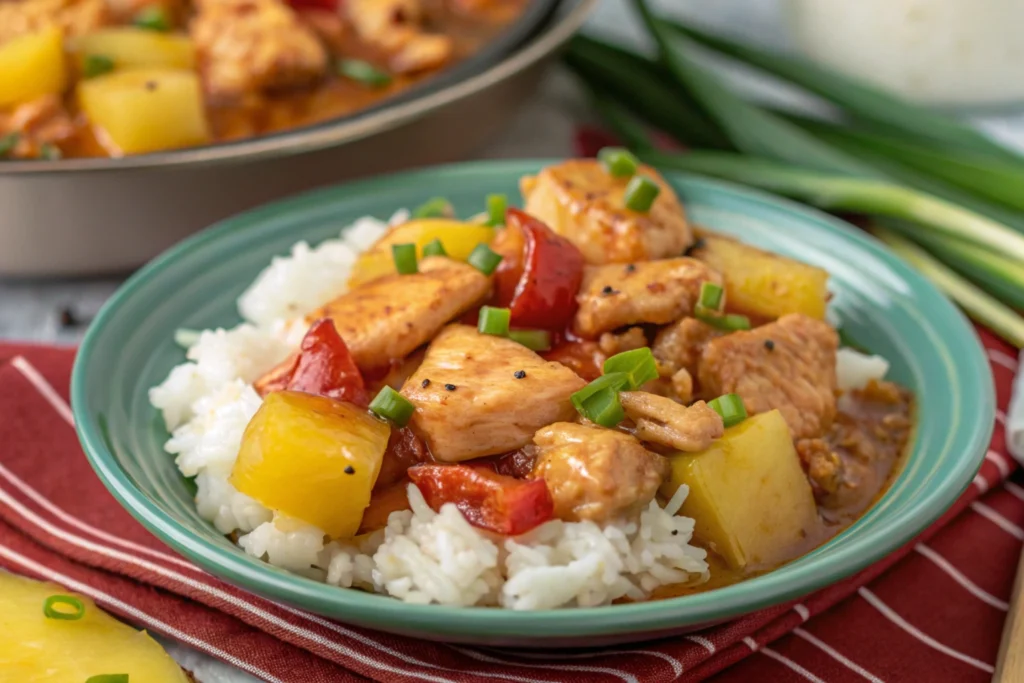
top-left (543, 339), bottom-right (606, 381)
top-left (288, 0), bottom-right (340, 11)
top-left (492, 208), bottom-right (585, 331)
top-left (408, 464), bottom-right (554, 536)
top-left (375, 427), bottom-right (429, 491)
top-left (257, 318), bottom-right (369, 406)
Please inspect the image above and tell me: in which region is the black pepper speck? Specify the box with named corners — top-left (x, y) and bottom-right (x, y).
top-left (344, 465), bottom-right (355, 475)
top-left (444, 383), bottom-right (457, 391)
top-left (684, 237), bottom-right (706, 257)
top-left (421, 379), bottom-right (431, 388)
top-left (601, 285), bottom-right (618, 296)
top-left (764, 339), bottom-right (775, 351)
top-left (671, 530), bottom-right (679, 536)
top-left (625, 264), bottom-right (636, 273)
top-left (514, 370), bottom-right (526, 379)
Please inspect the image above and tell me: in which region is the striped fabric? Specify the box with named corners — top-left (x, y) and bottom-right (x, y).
top-left (0, 336), bottom-right (1017, 683)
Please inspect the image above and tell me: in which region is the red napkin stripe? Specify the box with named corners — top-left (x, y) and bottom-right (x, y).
top-left (0, 331), bottom-right (1018, 682)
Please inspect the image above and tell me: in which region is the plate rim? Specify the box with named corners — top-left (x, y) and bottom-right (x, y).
top-left (71, 158), bottom-right (995, 639)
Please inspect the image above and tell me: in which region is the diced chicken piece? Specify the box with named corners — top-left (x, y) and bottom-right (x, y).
top-left (0, 95), bottom-right (79, 159)
top-left (520, 160), bottom-right (694, 265)
top-left (620, 392), bottom-right (723, 452)
top-left (597, 326), bottom-right (647, 357)
top-left (574, 258), bottom-right (721, 338)
top-left (698, 314), bottom-right (839, 440)
top-left (652, 317), bottom-right (721, 377)
top-left (299, 9), bottom-right (349, 52)
top-left (795, 438), bottom-right (843, 500)
top-left (306, 256), bottom-right (489, 371)
top-left (190, 0), bottom-right (328, 99)
top-left (531, 422), bottom-right (668, 523)
top-left (347, 0), bottom-right (453, 74)
top-left (401, 325), bottom-right (586, 462)
top-left (0, 0), bottom-right (108, 44)
top-left (670, 368), bottom-right (693, 405)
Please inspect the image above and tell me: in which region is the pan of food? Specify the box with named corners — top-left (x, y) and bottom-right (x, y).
top-left (0, 0), bottom-right (593, 275)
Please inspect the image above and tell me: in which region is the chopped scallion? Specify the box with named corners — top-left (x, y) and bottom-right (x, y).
top-left (337, 59), bottom-right (392, 87)
top-left (421, 238), bottom-right (447, 258)
top-left (467, 243), bottom-right (502, 275)
top-left (86, 676), bottom-right (129, 683)
top-left (624, 175), bottom-right (660, 212)
top-left (133, 6), bottom-right (171, 31)
top-left (571, 372), bottom-right (630, 413)
top-left (413, 197), bottom-right (454, 219)
top-left (39, 143), bottom-right (62, 161)
top-left (508, 329), bottom-right (552, 351)
top-left (598, 146), bottom-right (639, 177)
top-left (698, 281), bottom-right (724, 312)
top-left (392, 243), bottom-right (418, 274)
top-left (368, 386), bottom-right (415, 427)
top-left (486, 193), bottom-right (508, 226)
top-left (708, 393), bottom-right (747, 428)
top-left (694, 307), bottom-right (751, 331)
top-left (478, 306), bottom-right (511, 337)
top-left (602, 347), bottom-right (658, 389)
top-left (174, 328), bottom-right (202, 349)
top-left (0, 132), bottom-right (19, 158)
top-left (43, 594), bottom-right (85, 620)
top-left (578, 387), bottom-right (625, 427)
top-left (83, 54), bottom-right (115, 79)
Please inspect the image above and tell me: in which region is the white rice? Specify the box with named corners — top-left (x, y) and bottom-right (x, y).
top-left (150, 211), bottom-right (714, 609)
top-left (835, 347), bottom-right (890, 391)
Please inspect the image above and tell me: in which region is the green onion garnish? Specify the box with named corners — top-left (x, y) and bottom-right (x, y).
top-left (83, 54), bottom-right (115, 79)
top-left (86, 675), bottom-right (129, 683)
top-left (578, 387), bottom-right (625, 427)
top-left (708, 393), bottom-right (747, 428)
top-left (133, 6), bottom-right (170, 31)
top-left (39, 143), bottom-right (62, 161)
top-left (698, 281), bottom-right (724, 312)
top-left (368, 386), bottom-right (415, 427)
top-left (467, 243), bottom-right (502, 275)
top-left (624, 175), bottom-right (661, 212)
top-left (694, 307), bottom-right (751, 331)
top-left (478, 306), bottom-right (511, 337)
top-left (392, 243), bottom-right (418, 274)
top-left (571, 372), bottom-right (630, 413)
top-left (602, 347), bottom-right (658, 390)
top-left (412, 197), bottom-right (454, 219)
top-left (43, 594), bottom-right (85, 620)
top-left (337, 59), bottom-right (392, 87)
top-left (0, 132), bottom-right (19, 158)
top-left (421, 238), bottom-right (447, 258)
top-left (598, 146), bottom-right (639, 177)
top-left (174, 328), bottom-right (201, 348)
top-left (486, 193), bottom-right (508, 226)
top-left (508, 329), bottom-right (552, 351)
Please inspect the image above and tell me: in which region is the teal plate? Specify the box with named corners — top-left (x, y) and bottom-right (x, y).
top-left (72, 160), bottom-right (994, 647)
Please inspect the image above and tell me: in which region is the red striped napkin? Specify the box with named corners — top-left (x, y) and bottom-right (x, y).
top-left (0, 333), bottom-right (1019, 683)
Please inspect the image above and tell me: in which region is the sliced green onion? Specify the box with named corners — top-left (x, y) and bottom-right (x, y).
top-left (368, 386), bottom-right (415, 427)
top-left (694, 306), bottom-right (751, 331)
top-left (421, 238), bottom-right (447, 258)
top-left (83, 53), bottom-right (115, 79)
top-left (86, 675), bottom-right (129, 683)
top-left (578, 387), bottom-right (625, 427)
top-left (133, 6), bottom-right (171, 31)
top-left (43, 594), bottom-right (85, 620)
top-left (39, 143), bottom-right (62, 161)
top-left (624, 175), bottom-right (661, 212)
top-left (602, 347), bottom-right (658, 389)
top-left (508, 329), bottom-right (552, 351)
top-left (467, 243), bottom-right (502, 275)
top-left (708, 393), bottom-right (747, 428)
top-left (392, 243), bottom-right (418, 274)
top-left (571, 372), bottom-right (631, 412)
top-left (0, 132), bottom-right (19, 158)
top-left (598, 146), bottom-right (639, 177)
top-left (698, 281), bottom-right (724, 312)
top-left (412, 197), bottom-right (454, 219)
top-left (337, 59), bottom-right (391, 87)
top-left (478, 306), bottom-right (511, 337)
top-left (174, 328), bottom-right (202, 348)
top-left (486, 194), bottom-right (508, 226)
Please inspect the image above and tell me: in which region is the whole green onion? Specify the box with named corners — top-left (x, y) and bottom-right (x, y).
top-left (478, 306), bottom-right (511, 337)
top-left (708, 393), bottom-right (747, 428)
top-left (421, 238), bottom-right (447, 258)
top-left (83, 54), bottom-right (115, 79)
top-left (133, 6), bottom-right (170, 31)
top-left (578, 387), bottom-right (626, 428)
top-left (413, 197), bottom-right (454, 219)
top-left (698, 281), bottom-right (724, 312)
top-left (368, 386), bottom-right (415, 427)
top-left (624, 175), bottom-right (660, 212)
top-left (508, 329), bottom-right (552, 351)
top-left (337, 59), bottom-right (391, 87)
top-left (467, 243), bottom-right (502, 275)
top-left (43, 594), bottom-right (85, 620)
top-left (598, 147), bottom-right (640, 177)
top-left (602, 347), bottom-right (658, 389)
top-left (391, 243), bottom-right (418, 275)
top-left (486, 194), bottom-right (508, 227)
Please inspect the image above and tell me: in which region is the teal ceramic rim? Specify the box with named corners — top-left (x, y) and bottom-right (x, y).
top-left (72, 159), bottom-right (994, 639)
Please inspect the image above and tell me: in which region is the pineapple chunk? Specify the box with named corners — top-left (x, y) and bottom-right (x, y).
top-left (0, 27), bottom-right (67, 107)
top-left (0, 573), bottom-right (189, 681)
top-left (692, 230), bottom-right (829, 320)
top-left (231, 391), bottom-right (391, 538)
top-left (660, 410), bottom-right (820, 570)
top-left (72, 28), bottom-right (196, 71)
top-left (77, 67), bottom-right (209, 155)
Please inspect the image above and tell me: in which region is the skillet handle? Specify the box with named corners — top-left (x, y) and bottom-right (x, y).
top-left (995, 542), bottom-right (1024, 682)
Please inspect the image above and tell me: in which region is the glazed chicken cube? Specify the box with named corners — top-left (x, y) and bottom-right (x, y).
top-left (651, 317), bottom-right (721, 377)
top-left (574, 258), bottom-right (722, 338)
top-left (190, 0), bottom-right (328, 99)
top-left (347, 0), bottom-right (453, 73)
top-left (520, 160), bottom-right (694, 265)
top-left (0, 0), bottom-right (108, 43)
top-left (619, 392), bottom-right (724, 453)
top-left (531, 422), bottom-right (668, 523)
top-left (400, 325), bottom-right (586, 462)
top-left (306, 256), bottom-right (489, 371)
top-left (698, 314), bottom-right (839, 440)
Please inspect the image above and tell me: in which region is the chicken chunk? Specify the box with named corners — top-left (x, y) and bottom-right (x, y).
top-left (597, 326), bottom-right (647, 356)
top-left (531, 422), bottom-right (668, 523)
top-left (520, 160), bottom-right (694, 265)
top-left (190, 0), bottom-right (327, 99)
top-left (620, 392), bottom-right (724, 452)
top-left (698, 314), bottom-right (839, 440)
top-left (0, 95), bottom-right (79, 159)
top-left (401, 325), bottom-right (586, 462)
top-left (652, 317), bottom-right (721, 377)
top-left (347, 0), bottom-right (453, 74)
top-left (574, 258), bottom-right (722, 338)
top-left (306, 256), bottom-right (489, 371)
top-left (0, 0), bottom-right (107, 44)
